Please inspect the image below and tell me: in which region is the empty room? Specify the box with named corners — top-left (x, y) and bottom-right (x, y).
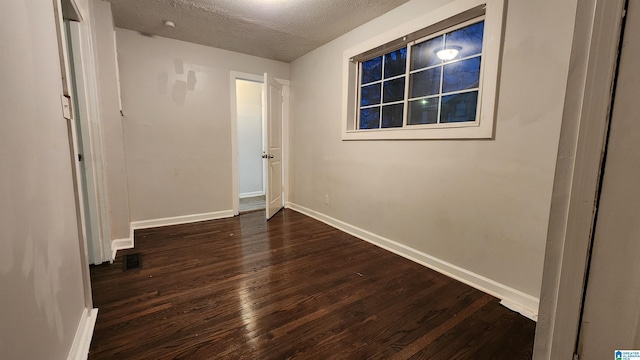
top-left (3, 0), bottom-right (640, 359)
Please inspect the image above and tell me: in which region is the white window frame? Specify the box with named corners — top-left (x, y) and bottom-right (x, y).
top-left (342, 0), bottom-right (505, 140)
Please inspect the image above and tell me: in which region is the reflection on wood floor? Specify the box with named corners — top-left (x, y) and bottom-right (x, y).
top-left (89, 209), bottom-right (535, 359)
top-left (239, 195), bottom-right (265, 213)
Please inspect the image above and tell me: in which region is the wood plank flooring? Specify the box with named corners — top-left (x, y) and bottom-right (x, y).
top-left (89, 209), bottom-right (535, 359)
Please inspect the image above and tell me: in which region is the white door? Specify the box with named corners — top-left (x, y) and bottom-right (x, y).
top-left (263, 73), bottom-right (284, 219)
top-left (576, 1), bottom-right (640, 358)
top-left (66, 20), bottom-right (104, 264)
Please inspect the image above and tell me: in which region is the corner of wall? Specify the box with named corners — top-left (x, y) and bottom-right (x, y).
top-left (110, 210), bottom-right (236, 260)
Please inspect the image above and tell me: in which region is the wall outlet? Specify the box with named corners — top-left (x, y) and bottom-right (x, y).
top-left (323, 194), bottom-right (330, 205)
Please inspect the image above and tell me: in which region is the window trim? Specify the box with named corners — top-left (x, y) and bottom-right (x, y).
top-left (341, 0), bottom-right (505, 140)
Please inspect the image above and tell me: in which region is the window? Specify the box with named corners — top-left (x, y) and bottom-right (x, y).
top-left (358, 20), bottom-right (484, 130)
top-left (342, 0), bottom-right (504, 140)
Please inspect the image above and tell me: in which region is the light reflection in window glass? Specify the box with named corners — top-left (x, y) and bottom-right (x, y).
top-left (444, 21), bottom-right (484, 61)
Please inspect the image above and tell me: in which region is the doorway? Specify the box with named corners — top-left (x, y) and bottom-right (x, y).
top-left (575, 0), bottom-right (640, 357)
top-left (236, 78), bottom-right (266, 213)
top-left (532, 0), bottom-right (631, 358)
top-left (231, 71), bottom-right (287, 218)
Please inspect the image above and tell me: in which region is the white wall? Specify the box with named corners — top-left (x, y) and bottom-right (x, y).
top-left (116, 29), bottom-right (289, 222)
top-left (93, 0), bottom-right (130, 240)
top-left (289, 0), bottom-right (578, 304)
top-left (237, 80), bottom-right (264, 197)
top-left (0, 0), bottom-right (87, 358)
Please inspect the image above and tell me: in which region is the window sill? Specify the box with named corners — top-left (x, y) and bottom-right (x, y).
top-left (342, 122), bottom-right (493, 140)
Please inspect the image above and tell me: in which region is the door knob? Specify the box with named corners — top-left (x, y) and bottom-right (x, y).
top-left (261, 154), bottom-right (268, 159)
top-left (268, 154), bottom-right (274, 159)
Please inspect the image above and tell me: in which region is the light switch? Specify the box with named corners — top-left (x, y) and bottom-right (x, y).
top-left (61, 95), bottom-right (71, 120)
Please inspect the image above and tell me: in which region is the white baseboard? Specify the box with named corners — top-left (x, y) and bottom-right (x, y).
top-left (67, 308), bottom-right (98, 360)
top-left (285, 202), bottom-right (539, 321)
top-left (239, 191), bottom-right (265, 199)
top-left (500, 299), bottom-right (538, 321)
top-left (131, 210), bottom-right (236, 230)
top-left (110, 210), bottom-right (235, 259)
top-left (111, 237), bottom-right (134, 260)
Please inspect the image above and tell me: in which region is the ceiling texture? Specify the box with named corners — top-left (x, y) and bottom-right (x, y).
top-left (104, 0), bottom-right (411, 63)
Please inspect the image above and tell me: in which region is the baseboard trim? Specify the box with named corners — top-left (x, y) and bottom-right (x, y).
top-left (67, 308), bottom-right (98, 360)
top-left (111, 210), bottom-right (235, 259)
top-left (131, 210), bottom-right (236, 230)
top-left (111, 237), bottom-right (134, 260)
top-left (285, 202), bottom-right (539, 321)
top-left (500, 299), bottom-right (538, 321)
top-left (239, 191), bottom-right (265, 199)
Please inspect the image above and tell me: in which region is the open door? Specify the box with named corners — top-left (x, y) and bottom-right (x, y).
top-left (263, 73), bottom-right (284, 219)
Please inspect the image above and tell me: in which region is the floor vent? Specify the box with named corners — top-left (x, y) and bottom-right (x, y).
top-left (123, 253), bottom-right (142, 271)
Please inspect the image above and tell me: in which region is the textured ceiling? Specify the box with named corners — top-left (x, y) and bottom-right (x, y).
top-left (104, 0), bottom-right (411, 62)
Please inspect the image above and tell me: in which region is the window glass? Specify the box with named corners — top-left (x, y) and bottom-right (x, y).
top-left (361, 56), bottom-right (382, 84)
top-left (440, 91), bottom-right (478, 123)
top-left (382, 104), bottom-right (404, 128)
top-left (410, 67), bottom-right (441, 98)
top-left (408, 98), bottom-right (439, 125)
top-left (383, 78), bottom-right (406, 103)
top-left (359, 46), bottom-right (408, 129)
top-left (359, 107), bottom-right (381, 129)
top-left (444, 21), bottom-right (484, 60)
top-left (360, 83), bottom-right (381, 107)
top-left (411, 36), bottom-right (443, 70)
top-left (384, 48), bottom-right (407, 78)
top-left (442, 57), bottom-right (481, 93)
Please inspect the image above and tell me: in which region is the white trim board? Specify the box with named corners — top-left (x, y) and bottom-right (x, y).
top-left (239, 191), bottom-right (265, 199)
top-left (131, 210), bottom-right (235, 230)
top-left (67, 308), bottom-right (98, 360)
top-left (285, 202), bottom-right (539, 321)
top-left (110, 210), bottom-right (235, 259)
top-left (111, 237), bottom-right (133, 260)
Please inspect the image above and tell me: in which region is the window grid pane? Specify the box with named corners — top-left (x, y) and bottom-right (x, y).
top-left (382, 104), bottom-right (404, 128)
top-left (360, 82), bottom-right (382, 107)
top-left (361, 56), bottom-right (382, 84)
top-left (440, 91), bottom-right (478, 123)
top-left (359, 107), bottom-right (381, 129)
top-left (384, 48), bottom-right (407, 78)
top-left (383, 78), bottom-right (406, 103)
top-left (442, 57), bottom-right (481, 93)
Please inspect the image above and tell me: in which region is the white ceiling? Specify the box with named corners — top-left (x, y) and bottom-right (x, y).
top-left (104, 0), bottom-right (411, 63)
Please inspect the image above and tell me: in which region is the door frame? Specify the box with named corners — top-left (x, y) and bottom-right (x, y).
top-left (54, 0), bottom-right (95, 310)
top-left (533, 0), bottom-right (626, 358)
top-left (230, 71), bottom-right (290, 216)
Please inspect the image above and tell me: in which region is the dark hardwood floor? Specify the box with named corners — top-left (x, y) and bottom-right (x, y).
top-left (89, 209), bottom-right (535, 359)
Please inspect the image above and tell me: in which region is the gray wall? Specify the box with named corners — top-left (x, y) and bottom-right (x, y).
top-left (116, 29), bottom-right (289, 221)
top-left (0, 0), bottom-right (87, 358)
top-left (237, 80), bottom-right (264, 197)
top-left (289, 0), bottom-right (578, 300)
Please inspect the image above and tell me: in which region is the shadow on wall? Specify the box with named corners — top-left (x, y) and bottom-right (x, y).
top-left (156, 59), bottom-right (198, 105)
